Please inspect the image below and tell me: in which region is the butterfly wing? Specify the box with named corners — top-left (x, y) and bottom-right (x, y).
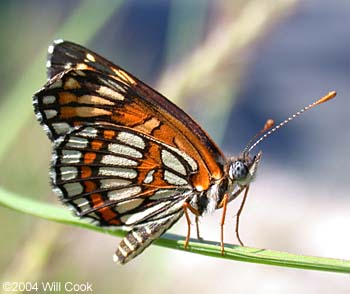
top-left (34, 40), bottom-right (227, 263)
top-left (34, 41), bottom-right (226, 190)
top-left (47, 39), bottom-right (121, 79)
top-left (52, 123), bottom-right (194, 227)
top-left (47, 41), bottom-right (224, 170)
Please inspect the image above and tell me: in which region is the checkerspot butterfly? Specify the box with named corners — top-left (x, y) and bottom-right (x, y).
top-left (33, 40), bottom-right (336, 264)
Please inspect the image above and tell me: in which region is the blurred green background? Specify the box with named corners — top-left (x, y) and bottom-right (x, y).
top-left (0, 0), bottom-right (349, 293)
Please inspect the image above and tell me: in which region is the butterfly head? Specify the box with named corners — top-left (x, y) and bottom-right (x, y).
top-left (227, 151), bottom-right (262, 187)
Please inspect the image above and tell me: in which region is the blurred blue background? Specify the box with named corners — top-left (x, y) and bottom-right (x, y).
top-left (0, 0), bottom-right (349, 293)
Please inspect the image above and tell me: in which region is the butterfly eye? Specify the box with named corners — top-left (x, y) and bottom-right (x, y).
top-left (229, 161), bottom-right (248, 182)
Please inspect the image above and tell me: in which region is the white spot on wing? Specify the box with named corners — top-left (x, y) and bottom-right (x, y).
top-left (96, 86), bottom-right (125, 100)
top-left (101, 155), bottom-right (138, 167)
top-left (167, 146), bottom-right (198, 172)
top-left (53, 39), bottom-right (64, 44)
top-left (117, 132), bottom-right (145, 149)
top-left (61, 150), bottom-right (82, 164)
top-left (64, 77), bottom-right (79, 89)
top-left (86, 53), bottom-right (96, 62)
top-left (149, 189), bottom-right (176, 200)
top-left (98, 167), bottom-right (137, 179)
top-left (43, 95), bottom-right (56, 104)
top-left (52, 122), bottom-right (70, 135)
top-left (63, 182), bottom-right (83, 196)
top-left (164, 170), bottom-right (188, 186)
top-left (48, 79), bottom-right (63, 89)
top-left (151, 140), bottom-right (197, 172)
top-left (66, 136), bottom-right (88, 148)
top-left (100, 178), bottom-right (132, 189)
top-left (108, 186), bottom-right (142, 201)
top-left (60, 166), bottom-right (78, 181)
top-left (48, 44), bottom-right (54, 54)
top-left (44, 109), bottom-right (57, 119)
top-left (161, 149), bottom-right (186, 175)
top-left (71, 198), bottom-right (90, 210)
top-left (77, 127), bottom-right (97, 137)
top-left (108, 143), bottom-right (142, 159)
top-left (116, 198), bottom-right (144, 214)
top-left (143, 170), bottom-right (155, 184)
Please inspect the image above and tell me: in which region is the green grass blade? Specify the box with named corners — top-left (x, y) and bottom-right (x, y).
top-left (0, 187), bottom-right (349, 273)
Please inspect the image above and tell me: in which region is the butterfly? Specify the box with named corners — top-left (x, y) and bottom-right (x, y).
top-left (33, 40), bottom-right (336, 264)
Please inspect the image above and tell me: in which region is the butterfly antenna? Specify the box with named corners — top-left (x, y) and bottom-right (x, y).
top-left (243, 119), bottom-right (275, 153)
top-left (247, 91), bottom-right (337, 153)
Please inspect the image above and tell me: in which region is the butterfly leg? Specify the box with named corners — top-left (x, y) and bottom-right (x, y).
top-left (235, 185), bottom-right (250, 246)
top-left (219, 193), bottom-right (229, 255)
top-left (182, 202), bottom-right (200, 250)
top-left (195, 216), bottom-right (203, 241)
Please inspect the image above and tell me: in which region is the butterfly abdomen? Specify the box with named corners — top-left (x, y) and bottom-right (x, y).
top-left (114, 213), bottom-right (183, 264)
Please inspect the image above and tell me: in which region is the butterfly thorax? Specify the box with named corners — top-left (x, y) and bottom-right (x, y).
top-left (191, 177), bottom-right (230, 215)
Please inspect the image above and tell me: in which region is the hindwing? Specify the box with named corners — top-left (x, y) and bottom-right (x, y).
top-left (52, 123), bottom-right (194, 226)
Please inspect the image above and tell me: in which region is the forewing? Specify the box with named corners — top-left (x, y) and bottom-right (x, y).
top-left (34, 73), bottom-right (225, 192)
top-left (47, 39), bottom-right (118, 78)
top-left (47, 41), bottom-right (224, 160)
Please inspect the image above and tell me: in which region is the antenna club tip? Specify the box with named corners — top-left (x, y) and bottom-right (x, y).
top-left (315, 91), bottom-right (337, 105)
top-left (329, 90), bottom-right (337, 97)
top-left (264, 119), bottom-right (275, 131)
